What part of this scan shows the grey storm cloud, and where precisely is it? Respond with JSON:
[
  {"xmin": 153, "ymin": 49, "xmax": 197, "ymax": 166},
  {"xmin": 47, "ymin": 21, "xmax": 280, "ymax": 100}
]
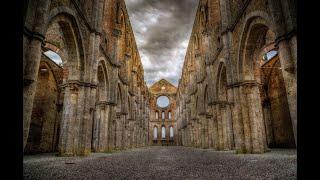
[{"xmin": 125, "ymin": 0, "xmax": 198, "ymax": 86}]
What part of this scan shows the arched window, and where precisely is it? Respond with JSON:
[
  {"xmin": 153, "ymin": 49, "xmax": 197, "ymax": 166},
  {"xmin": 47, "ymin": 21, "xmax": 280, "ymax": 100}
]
[
  {"xmin": 162, "ymin": 126, "xmax": 166, "ymax": 139},
  {"xmin": 170, "ymin": 126, "xmax": 174, "ymax": 138},
  {"xmin": 162, "ymin": 111, "xmax": 165, "ymax": 119},
  {"xmin": 153, "ymin": 127, "xmax": 158, "ymax": 140},
  {"xmin": 43, "ymin": 50, "xmax": 63, "ymax": 66},
  {"xmin": 168, "ymin": 111, "xmax": 171, "ymax": 120},
  {"xmin": 155, "ymin": 111, "xmax": 159, "ymax": 119},
  {"xmin": 262, "ymin": 50, "xmax": 278, "ymax": 62}
]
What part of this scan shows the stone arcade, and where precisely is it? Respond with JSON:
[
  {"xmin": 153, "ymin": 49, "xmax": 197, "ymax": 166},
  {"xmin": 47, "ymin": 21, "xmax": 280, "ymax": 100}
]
[
  {"xmin": 24, "ymin": 0, "xmax": 151, "ymax": 155},
  {"xmin": 176, "ymin": 0, "xmax": 296, "ymax": 153},
  {"xmin": 23, "ymin": 0, "xmax": 296, "ymax": 156}
]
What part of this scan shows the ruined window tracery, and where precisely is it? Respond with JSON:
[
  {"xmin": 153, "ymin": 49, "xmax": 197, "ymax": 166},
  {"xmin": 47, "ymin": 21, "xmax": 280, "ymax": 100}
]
[
  {"xmin": 153, "ymin": 126, "xmax": 158, "ymax": 140},
  {"xmin": 170, "ymin": 126, "xmax": 174, "ymax": 138},
  {"xmin": 162, "ymin": 126, "xmax": 166, "ymax": 139}
]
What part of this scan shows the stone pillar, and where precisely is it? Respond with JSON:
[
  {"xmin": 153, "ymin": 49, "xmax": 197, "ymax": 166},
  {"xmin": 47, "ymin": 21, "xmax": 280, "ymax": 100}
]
[
  {"xmin": 108, "ymin": 114, "xmax": 116, "ymax": 151},
  {"xmin": 92, "ymin": 105, "xmax": 101, "ymax": 152},
  {"xmin": 197, "ymin": 120, "xmax": 201, "ymax": 148},
  {"xmin": 262, "ymin": 101, "xmax": 274, "ymax": 147},
  {"xmin": 103, "ymin": 105, "xmax": 111, "ymax": 150},
  {"xmin": 58, "ymin": 84, "xmax": 79, "ymax": 156},
  {"xmin": 93, "ymin": 103, "xmax": 111, "ymax": 152},
  {"xmin": 211, "ymin": 105, "xmax": 219, "ymax": 150},
  {"xmin": 220, "ymin": 105, "xmax": 230, "ymax": 150},
  {"xmin": 228, "ymin": 87, "xmax": 245, "ymax": 153},
  {"xmin": 245, "ymin": 84, "xmax": 267, "ymax": 153},
  {"xmin": 239, "ymin": 86, "xmax": 252, "ymax": 153},
  {"xmin": 200, "ymin": 115, "xmax": 209, "ymax": 149},
  {"xmin": 268, "ymin": 0, "xmax": 297, "ymax": 146},
  {"xmin": 115, "ymin": 114, "xmax": 124, "ymax": 149},
  {"xmin": 277, "ymin": 40, "xmax": 297, "ymax": 145},
  {"xmin": 223, "ymin": 103, "xmax": 234, "ymax": 150},
  {"xmin": 97, "ymin": 104, "xmax": 106, "ymax": 151},
  {"xmin": 23, "ymin": 0, "xmax": 51, "ymax": 150},
  {"xmin": 207, "ymin": 114, "xmax": 213, "ymax": 149},
  {"xmin": 216, "ymin": 105, "xmax": 224, "ymax": 150}
]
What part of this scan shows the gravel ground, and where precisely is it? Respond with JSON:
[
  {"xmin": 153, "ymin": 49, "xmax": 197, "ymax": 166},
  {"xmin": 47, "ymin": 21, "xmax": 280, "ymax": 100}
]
[{"xmin": 23, "ymin": 146, "xmax": 296, "ymax": 180}]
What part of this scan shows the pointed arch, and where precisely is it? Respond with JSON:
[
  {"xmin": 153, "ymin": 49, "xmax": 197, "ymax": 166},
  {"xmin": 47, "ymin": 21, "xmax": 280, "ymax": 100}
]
[
  {"xmin": 116, "ymin": 83, "xmax": 123, "ymax": 113},
  {"xmin": 216, "ymin": 61, "xmax": 228, "ymax": 101},
  {"xmin": 46, "ymin": 8, "xmax": 85, "ymax": 80},
  {"xmin": 237, "ymin": 12, "xmax": 276, "ymax": 81}
]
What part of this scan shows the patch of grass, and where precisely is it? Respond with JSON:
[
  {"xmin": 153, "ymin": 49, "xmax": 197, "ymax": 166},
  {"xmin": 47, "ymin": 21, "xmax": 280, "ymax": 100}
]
[{"xmin": 104, "ymin": 149, "xmax": 120, "ymax": 154}]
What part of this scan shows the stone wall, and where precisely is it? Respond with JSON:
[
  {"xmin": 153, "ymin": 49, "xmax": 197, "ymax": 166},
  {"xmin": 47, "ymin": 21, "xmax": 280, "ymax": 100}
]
[
  {"xmin": 149, "ymin": 79, "xmax": 177, "ymax": 145},
  {"xmin": 176, "ymin": 0, "xmax": 297, "ymax": 153},
  {"xmin": 23, "ymin": 0, "xmax": 151, "ymax": 156}
]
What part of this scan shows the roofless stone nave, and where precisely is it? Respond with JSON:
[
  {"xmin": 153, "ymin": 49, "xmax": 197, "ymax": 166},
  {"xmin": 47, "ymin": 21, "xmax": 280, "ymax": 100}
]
[{"xmin": 23, "ymin": 0, "xmax": 296, "ymax": 157}]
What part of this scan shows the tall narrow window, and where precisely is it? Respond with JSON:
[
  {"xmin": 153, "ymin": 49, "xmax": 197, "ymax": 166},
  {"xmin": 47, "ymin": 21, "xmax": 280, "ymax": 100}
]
[
  {"xmin": 170, "ymin": 126, "xmax": 174, "ymax": 138},
  {"xmin": 153, "ymin": 127, "xmax": 158, "ymax": 140},
  {"xmin": 156, "ymin": 111, "xmax": 159, "ymax": 119},
  {"xmin": 162, "ymin": 126, "xmax": 166, "ymax": 139},
  {"xmin": 162, "ymin": 111, "xmax": 165, "ymax": 119},
  {"xmin": 168, "ymin": 111, "xmax": 171, "ymax": 120}
]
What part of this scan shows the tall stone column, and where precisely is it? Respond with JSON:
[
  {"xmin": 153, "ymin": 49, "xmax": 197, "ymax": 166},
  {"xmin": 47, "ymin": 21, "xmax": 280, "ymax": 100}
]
[
  {"xmin": 186, "ymin": 128, "xmax": 189, "ymax": 146},
  {"xmin": 216, "ymin": 105, "xmax": 224, "ymax": 150},
  {"xmin": 268, "ymin": 0, "xmax": 297, "ymax": 145},
  {"xmin": 200, "ymin": 115, "xmax": 209, "ymax": 149},
  {"xmin": 223, "ymin": 103, "xmax": 234, "ymax": 150},
  {"xmin": 239, "ymin": 86, "xmax": 252, "ymax": 153},
  {"xmin": 92, "ymin": 102, "xmax": 111, "ymax": 152},
  {"xmin": 277, "ymin": 40, "xmax": 297, "ymax": 145},
  {"xmin": 197, "ymin": 120, "xmax": 201, "ymax": 148},
  {"xmin": 109, "ymin": 107, "xmax": 116, "ymax": 151},
  {"xmin": 92, "ymin": 104, "xmax": 101, "ymax": 152},
  {"xmin": 103, "ymin": 105, "xmax": 111, "ymax": 151},
  {"xmin": 23, "ymin": 0, "xmax": 51, "ymax": 150},
  {"xmin": 97, "ymin": 104, "xmax": 106, "ymax": 151},
  {"xmin": 211, "ymin": 105, "xmax": 219, "ymax": 150},
  {"xmin": 245, "ymin": 84, "xmax": 267, "ymax": 153},
  {"xmin": 220, "ymin": 105, "xmax": 230, "ymax": 150},
  {"xmin": 228, "ymin": 87, "xmax": 245, "ymax": 153},
  {"xmin": 58, "ymin": 84, "xmax": 79, "ymax": 156},
  {"xmin": 115, "ymin": 114, "xmax": 124, "ymax": 149},
  {"xmin": 262, "ymin": 101, "xmax": 274, "ymax": 147},
  {"xmin": 207, "ymin": 116, "xmax": 213, "ymax": 148}
]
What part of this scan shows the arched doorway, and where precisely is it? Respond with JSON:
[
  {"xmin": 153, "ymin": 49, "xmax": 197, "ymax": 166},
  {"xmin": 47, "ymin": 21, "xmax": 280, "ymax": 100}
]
[
  {"xmin": 216, "ymin": 63, "xmax": 234, "ymax": 150},
  {"xmin": 239, "ymin": 18, "xmax": 295, "ymax": 151},
  {"xmin": 25, "ymin": 12, "xmax": 85, "ymax": 154},
  {"xmin": 91, "ymin": 61, "xmax": 109, "ymax": 152},
  {"xmin": 25, "ymin": 60, "xmax": 61, "ymax": 154}
]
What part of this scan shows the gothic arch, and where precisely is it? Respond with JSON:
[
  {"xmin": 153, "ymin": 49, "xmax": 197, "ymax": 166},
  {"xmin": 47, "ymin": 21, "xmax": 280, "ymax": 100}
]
[
  {"xmin": 25, "ymin": 60, "xmax": 60, "ymax": 154},
  {"xmin": 116, "ymin": 83, "xmax": 123, "ymax": 113},
  {"xmin": 96, "ymin": 60, "xmax": 109, "ymax": 101},
  {"xmin": 46, "ymin": 8, "xmax": 85, "ymax": 80},
  {"xmin": 237, "ymin": 11, "xmax": 276, "ymax": 81},
  {"xmin": 236, "ymin": 12, "xmax": 295, "ymax": 150},
  {"xmin": 216, "ymin": 62, "xmax": 228, "ymax": 101},
  {"xmin": 204, "ymin": 84, "xmax": 209, "ymax": 113}
]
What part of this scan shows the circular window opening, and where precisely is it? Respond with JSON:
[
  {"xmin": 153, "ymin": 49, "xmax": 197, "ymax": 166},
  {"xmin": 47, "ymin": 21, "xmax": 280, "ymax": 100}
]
[{"xmin": 156, "ymin": 96, "xmax": 170, "ymax": 108}]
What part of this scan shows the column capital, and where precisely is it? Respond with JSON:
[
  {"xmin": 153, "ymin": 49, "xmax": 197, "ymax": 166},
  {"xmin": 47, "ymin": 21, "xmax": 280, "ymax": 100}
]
[
  {"xmin": 59, "ymin": 80, "xmax": 98, "ymax": 89},
  {"xmin": 24, "ymin": 26, "xmax": 45, "ymax": 44},
  {"xmin": 95, "ymin": 100, "xmax": 116, "ymax": 106},
  {"xmin": 227, "ymin": 80, "xmax": 262, "ymax": 89},
  {"xmin": 275, "ymin": 29, "xmax": 297, "ymax": 47}
]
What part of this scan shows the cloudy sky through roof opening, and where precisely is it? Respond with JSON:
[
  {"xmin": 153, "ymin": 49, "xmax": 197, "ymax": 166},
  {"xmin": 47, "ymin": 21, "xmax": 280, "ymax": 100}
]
[{"xmin": 125, "ymin": 0, "xmax": 198, "ymax": 86}]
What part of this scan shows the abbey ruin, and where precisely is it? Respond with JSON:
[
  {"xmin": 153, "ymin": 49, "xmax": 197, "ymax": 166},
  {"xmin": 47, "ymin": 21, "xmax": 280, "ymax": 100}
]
[{"xmin": 23, "ymin": 0, "xmax": 296, "ymax": 157}]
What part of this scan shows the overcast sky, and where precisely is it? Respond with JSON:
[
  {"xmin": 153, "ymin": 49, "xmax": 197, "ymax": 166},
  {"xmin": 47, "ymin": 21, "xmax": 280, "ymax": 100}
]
[{"xmin": 125, "ymin": 0, "xmax": 198, "ymax": 87}]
